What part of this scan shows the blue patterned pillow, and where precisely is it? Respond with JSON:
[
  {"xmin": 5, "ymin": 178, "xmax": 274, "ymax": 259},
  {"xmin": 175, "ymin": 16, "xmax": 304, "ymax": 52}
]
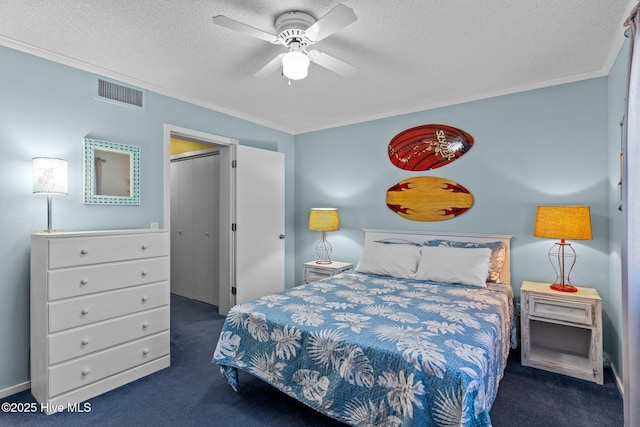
[
  {"xmin": 373, "ymin": 238, "xmax": 422, "ymax": 247},
  {"xmin": 422, "ymin": 239, "xmax": 506, "ymax": 283}
]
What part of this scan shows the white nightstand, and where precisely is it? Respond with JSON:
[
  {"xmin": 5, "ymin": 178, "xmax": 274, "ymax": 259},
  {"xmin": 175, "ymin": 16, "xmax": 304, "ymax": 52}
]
[
  {"xmin": 520, "ymin": 280, "xmax": 603, "ymax": 384},
  {"xmin": 303, "ymin": 261, "xmax": 353, "ymax": 284}
]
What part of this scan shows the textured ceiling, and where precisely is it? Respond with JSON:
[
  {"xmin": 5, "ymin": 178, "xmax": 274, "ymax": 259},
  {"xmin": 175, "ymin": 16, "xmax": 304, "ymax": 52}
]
[{"xmin": 0, "ymin": 0, "xmax": 635, "ymax": 134}]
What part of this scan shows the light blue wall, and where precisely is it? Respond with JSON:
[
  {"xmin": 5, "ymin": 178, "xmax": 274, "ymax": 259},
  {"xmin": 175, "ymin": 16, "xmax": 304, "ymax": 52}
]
[
  {"xmin": 608, "ymin": 38, "xmax": 629, "ymax": 379},
  {"xmin": 294, "ymin": 77, "xmax": 618, "ymax": 362},
  {"xmin": 0, "ymin": 39, "xmax": 628, "ymax": 393},
  {"xmin": 0, "ymin": 46, "xmax": 295, "ymax": 392}
]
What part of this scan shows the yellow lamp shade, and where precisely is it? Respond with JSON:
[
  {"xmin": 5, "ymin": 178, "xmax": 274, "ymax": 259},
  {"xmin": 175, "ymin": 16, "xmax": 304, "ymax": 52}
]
[
  {"xmin": 309, "ymin": 208, "xmax": 339, "ymax": 232},
  {"xmin": 534, "ymin": 206, "xmax": 592, "ymax": 240}
]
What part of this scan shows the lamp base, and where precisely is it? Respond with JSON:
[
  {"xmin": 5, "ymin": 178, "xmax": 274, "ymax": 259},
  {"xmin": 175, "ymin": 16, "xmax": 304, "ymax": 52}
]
[
  {"xmin": 550, "ymin": 283, "xmax": 578, "ymax": 292},
  {"xmin": 315, "ymin": 232, "xmax": 333, "ymax": 265}
]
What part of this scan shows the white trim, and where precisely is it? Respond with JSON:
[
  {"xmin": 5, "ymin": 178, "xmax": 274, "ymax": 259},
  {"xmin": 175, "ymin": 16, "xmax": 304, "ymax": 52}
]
[
  {"xmin": 294, "ymin": 71, "xmax": 611, "ymax": 134},
  {"xmin": 0, "ymin": 34, "xmax": 623, "ymax": 136},
  {"xmin": 163, "ymin": 124, "xmax": 238, "ymax": 315},
  {"xmin": 0, "ymin": 381, "xmax": 30, "ymax": 399},
  {"xmin": 0, "ymin": 36, "xmax": 293, "ymax": 134},
  {"xmin": 611, "ymin": 360, "xmax": 625, "ymax": 397},
  {"xmin": 361, "ymin": 228, "xmax": 512, "ymax": 241}
]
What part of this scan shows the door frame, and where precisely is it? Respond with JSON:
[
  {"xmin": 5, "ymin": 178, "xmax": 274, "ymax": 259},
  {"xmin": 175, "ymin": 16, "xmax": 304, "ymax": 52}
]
[{"xmin": 163, "ymin": 124, "xmax": 237, "ymax": 315}]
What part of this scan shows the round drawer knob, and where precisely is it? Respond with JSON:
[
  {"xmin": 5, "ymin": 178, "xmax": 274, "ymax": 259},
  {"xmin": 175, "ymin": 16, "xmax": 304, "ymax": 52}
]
[
  {"xmin": 80, "ymin": 249, "xmax": 89, "ymax": 255},
  {"xmin": 81, "ymin": 308, "xmax": 90, "ymax": 315},
  {"xmin": 141, "ymin": 270, "xmax": 148, "ymax": 277},
  {"xmin": 142, "ymin": 348, "xmax": 149, "ymax": 356},
  {"xmin": 81, "ymin": 368, "xmax": 90, "ymax": 376},
  {"xmin": 81, "ymin": 338, "xmax": 90, "ymax": 346},
  {"xmin": 141, "ymin": 244, "xmax": 148, "ymax": 250},
  {"xmin": 141, "ymin": 296, "xmax": 148, "ymax": 302},
  {"xmin": 142, "ymin": 322, "xmax": 149, "ymax": 329},
  {"xmin": 80, "ymin": 278, "xmax": 89, "ymax": 285}
]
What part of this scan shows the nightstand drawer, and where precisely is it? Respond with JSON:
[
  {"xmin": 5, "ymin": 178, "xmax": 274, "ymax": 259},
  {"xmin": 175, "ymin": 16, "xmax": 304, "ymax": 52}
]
[
  {"xmin": 303, "ymin": 261, "xmax": 353, "ymax": 284},
  {"xmin": 527, "ymin": 295, "xmax": 593, "ymax": 326},
  {"xmin": 305, "ymin": 270, "xmax": 333, "ymax": 282}
]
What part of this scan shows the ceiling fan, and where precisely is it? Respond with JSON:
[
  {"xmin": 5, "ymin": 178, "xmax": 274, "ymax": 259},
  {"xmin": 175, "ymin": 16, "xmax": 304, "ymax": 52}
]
[{"xmin": 212, "ymin": 4, "xmax": 357, "ymax": 81}]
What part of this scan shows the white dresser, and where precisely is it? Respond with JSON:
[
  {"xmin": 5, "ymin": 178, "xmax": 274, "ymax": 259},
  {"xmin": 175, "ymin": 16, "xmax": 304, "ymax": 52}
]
[{"xmin": 30, "ymin": 229, "xmax": 171, "ymax": 414}]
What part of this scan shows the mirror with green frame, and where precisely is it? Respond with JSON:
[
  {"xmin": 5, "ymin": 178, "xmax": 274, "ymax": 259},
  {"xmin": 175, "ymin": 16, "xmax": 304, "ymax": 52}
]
[{"xmin": 83, "ymin": 138, "xmax": 140, "ymax": 205}]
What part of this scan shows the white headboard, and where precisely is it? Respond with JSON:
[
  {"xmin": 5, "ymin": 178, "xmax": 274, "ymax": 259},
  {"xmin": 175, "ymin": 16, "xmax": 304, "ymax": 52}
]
[{"xmin": 362, "ymin": 229, "xmax": 513, "ymax": 284}]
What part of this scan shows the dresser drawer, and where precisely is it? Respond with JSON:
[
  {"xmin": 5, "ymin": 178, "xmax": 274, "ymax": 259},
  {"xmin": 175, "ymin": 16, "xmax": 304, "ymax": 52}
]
[
  {"xmin": 48, "ymin": 306, "xmax": 169, "ymax": 364},
  {"xmin": 47, "ymin": 233, "xmax": 169, "ymax": 269},
  {"xmin": 48, "ymin": 282, "xmax": 169, "ymax": 333},
  {"xmin": 527, "ymin": 294, "xmax": 593, "ymax": 326},
  {"xmin": 48, "ymin": 331, "xmax": 169, "ymax": 398},
  {"xmin": 48, "ymin": 258, "xmax": 169, "ymax": 301}
]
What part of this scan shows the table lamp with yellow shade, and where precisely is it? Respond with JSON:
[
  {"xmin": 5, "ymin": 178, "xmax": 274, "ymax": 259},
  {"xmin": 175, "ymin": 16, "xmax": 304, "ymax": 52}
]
[
  {"xmin": 534, "ymin": 205, "xmax": 592, "ymax": 292},
  {"xmin": 309, "ymin": 208, "xmax": 340, "ymax": 264}
]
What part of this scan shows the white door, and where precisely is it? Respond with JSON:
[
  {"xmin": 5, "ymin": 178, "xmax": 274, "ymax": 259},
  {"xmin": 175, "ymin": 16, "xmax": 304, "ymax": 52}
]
[
  {"xmin": 193, "ymin": 155, "xmax": 220, "ymax": 305},
  {"xmin": 235, "ymin": 145, "xmax": 285, "ymax": 305},
  {"xmin": 170, "ymin": 159, "xmax": 194, "ymax": 299},
  {"xmin": 170, "ymin": 154, "xmax": 220, "ymax": 305}
]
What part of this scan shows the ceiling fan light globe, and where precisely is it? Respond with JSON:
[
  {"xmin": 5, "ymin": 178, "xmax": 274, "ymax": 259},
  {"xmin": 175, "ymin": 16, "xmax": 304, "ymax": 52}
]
[{"xmin": 282, "ymin": 51, "xmax": 310, "ymax": 80}]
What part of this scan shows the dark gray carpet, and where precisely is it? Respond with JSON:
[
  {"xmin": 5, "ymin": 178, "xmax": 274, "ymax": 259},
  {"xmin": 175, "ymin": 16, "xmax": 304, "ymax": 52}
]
[{"xmin": 1, "ymin": 295, "xmax": 623, "ymax": 426}]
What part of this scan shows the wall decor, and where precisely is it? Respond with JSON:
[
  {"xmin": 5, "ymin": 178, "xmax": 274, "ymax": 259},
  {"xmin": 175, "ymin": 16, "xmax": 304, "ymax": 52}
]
[
  {"xmin": 388, "ymin": 124, "xmax": 474, "ymax": 170},
  {"xmin": 83, "ymin": 138, "xmax": 140, "ymax": 205},
  {"xmin": 386, "ymin": 176, "xmax": 474, "ymax": 221}
]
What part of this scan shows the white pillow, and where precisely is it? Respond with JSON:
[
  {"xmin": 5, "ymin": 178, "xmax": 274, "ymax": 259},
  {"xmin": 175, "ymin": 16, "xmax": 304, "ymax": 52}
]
[
  {"xmin": 355, "ymin": 242, "xmax": 421, "ymax": 278},
  {"xmin": 412, "ymin": 246, "xmax": 492, "ymax": 287}
]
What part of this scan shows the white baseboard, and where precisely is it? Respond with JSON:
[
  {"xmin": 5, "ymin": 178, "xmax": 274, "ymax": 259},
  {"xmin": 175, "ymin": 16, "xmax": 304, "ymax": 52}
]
[
  {"xmin": 0, "ymin": 381, "xmax": 30, "ymax": 399},
  {"xmin": 610, "ymin": 362, "xmax": 624, "ymax": 397}
]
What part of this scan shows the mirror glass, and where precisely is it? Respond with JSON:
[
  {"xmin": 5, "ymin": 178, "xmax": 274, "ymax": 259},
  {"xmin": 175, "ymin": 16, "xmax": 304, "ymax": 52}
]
[{"xmin": 83, "ymin": 138, "xmax": 140, "ymax": 205}]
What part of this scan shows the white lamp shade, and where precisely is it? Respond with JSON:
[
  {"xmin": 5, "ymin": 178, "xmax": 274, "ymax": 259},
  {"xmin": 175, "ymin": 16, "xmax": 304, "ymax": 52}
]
[
  {"xmin": 33, "ymin": 157, "xmax": 68, "ymax": 195},
  {"xmin": 282, "ymin": 51, "xmax": 310, "ymax": 80}
]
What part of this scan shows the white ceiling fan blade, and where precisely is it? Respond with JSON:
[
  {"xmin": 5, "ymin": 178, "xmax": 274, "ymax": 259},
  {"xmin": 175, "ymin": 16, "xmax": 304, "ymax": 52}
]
[
  {"xmin": 255, "ymin": 53, "xmax": 285, "ymax": 78},
  {"xmin": 212, "ymin": 15, "xmax": 280, "ymax": 44},
  {"xmin": 304, "ymin": 4, "xmax": 357, "ymax": 43},
  {"xmin": 308, "ymin": 50, "xmax": 357, "ymax": 77}
]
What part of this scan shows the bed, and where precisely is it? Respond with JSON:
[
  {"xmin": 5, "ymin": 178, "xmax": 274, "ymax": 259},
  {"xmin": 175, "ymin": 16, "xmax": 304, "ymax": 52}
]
[{"xmin": 213, "ymin": 229, "xmax": 517, "ymax": 426}]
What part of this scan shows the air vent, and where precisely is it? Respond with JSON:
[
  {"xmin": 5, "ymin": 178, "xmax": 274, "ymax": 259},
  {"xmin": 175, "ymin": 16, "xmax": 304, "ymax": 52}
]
[{"xmin": 96, "ymin": 78, "xmax": 144, "ymax": 108}]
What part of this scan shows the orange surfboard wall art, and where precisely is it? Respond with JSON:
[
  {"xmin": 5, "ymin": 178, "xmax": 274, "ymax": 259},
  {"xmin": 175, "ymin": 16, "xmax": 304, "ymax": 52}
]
[
  {"xmin": 388, "ymin": 124, "xmax": 474, "ymax": 171},
  {"xmin": 386, "ymin": 176, "xmax": 474, "ymax": 221}
]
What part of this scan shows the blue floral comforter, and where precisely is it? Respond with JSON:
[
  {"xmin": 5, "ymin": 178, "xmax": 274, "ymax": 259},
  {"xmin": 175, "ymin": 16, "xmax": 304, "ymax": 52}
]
[{"xmin": 213, "ymin": 271, "xmax": 517, "ymax": 426}]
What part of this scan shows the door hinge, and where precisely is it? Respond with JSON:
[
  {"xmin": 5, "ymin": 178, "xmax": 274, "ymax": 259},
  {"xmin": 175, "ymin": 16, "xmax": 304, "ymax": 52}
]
[
  {"xmin": 231, "ymin": 287, "xmax": 236, "ymax": 295},
  {"xmin": 231, "ymin": 223, "xmax": 237, "ymax": 232},
  {"xmin": 232, "ymin": 159, "xmax": 237, "ymax": 168}
]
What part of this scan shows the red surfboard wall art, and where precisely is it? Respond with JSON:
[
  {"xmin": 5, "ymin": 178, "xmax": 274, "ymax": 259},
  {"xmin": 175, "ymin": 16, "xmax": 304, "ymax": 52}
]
[
  {"xmin": 388, "ymin": 124, "xmax": 474, "ymax": 171},
  {"xmin": 386, "ymin": 176, "xmax": 474, "ymax": 221}
]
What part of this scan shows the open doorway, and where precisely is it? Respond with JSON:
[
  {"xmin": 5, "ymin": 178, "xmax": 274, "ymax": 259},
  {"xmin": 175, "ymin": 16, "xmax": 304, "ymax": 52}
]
[
  {"xmin": 163, "ymin": 124, "xmax": 286, "ymax": 316},
  {"xmin": 163, "ymin": 124, "xmax": 237, "ymax": 315},
  {"xmin": 170, "ymin": 145, "xmax": 220, "ymax": 306}
]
